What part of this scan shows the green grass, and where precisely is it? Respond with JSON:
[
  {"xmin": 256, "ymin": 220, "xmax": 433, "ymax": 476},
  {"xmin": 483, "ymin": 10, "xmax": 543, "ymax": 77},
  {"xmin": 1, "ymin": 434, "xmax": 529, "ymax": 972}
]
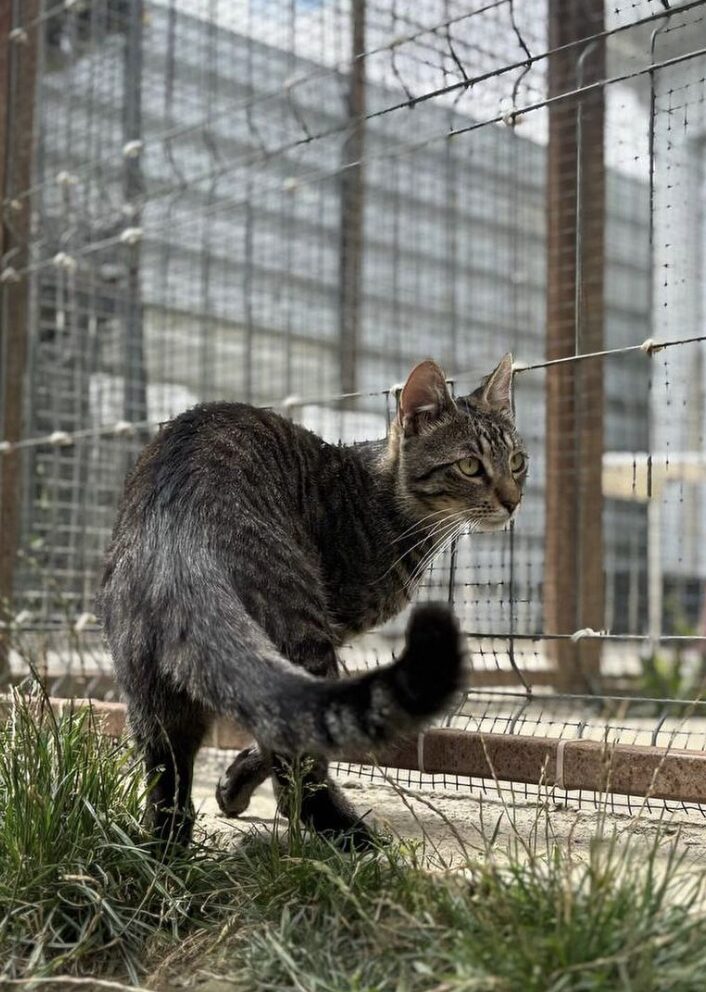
[
  {"xmin": 2, "ymin": 689, "xmax": 706, "ymax": 991},
  {"xmin": 161, "ymin": 824, "xmax": 706, "ymax": 992},
  {"xmin": 0, "ymin": 688, "xmax": 244, "ymax": 984}
]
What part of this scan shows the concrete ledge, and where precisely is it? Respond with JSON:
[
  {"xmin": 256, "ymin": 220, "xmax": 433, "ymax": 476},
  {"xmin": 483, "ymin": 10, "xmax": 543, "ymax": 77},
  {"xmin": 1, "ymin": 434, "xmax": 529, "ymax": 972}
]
[
  {"xmin": 0, "ymin": 695, "xmax": 128, "ymax": 738},
  {"xmin": 3, "ymin": 696, "xmax": 706, "ymax": 804},
  {"xmin": 0, "ymin": 694, "xmax": 252, "ymax": 750},
  {"xmin": 374, "ymin": 729, "xmax": 706, "ymax": 805}
]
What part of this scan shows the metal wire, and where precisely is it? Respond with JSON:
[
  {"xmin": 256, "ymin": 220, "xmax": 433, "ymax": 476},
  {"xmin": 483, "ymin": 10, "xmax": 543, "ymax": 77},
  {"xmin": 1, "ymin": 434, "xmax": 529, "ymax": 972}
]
[
  {"xmin": 2, "ymin": 333, "xmax": 706, "ymax": 453},
  {"xmin": 6, "ymin": 35, "xmax": 706, "ymax": 285}
]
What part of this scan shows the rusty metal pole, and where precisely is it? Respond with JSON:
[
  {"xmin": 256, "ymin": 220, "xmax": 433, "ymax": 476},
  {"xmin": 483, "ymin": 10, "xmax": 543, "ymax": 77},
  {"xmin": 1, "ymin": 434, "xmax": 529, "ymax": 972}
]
[
  {"xmin": 545, "ymin": 0, "xmax": 606, "ymax": 692},
  {"xmin": 339, "ymin": 0, "xmax": 366, "ymax": 396},
  {"xmin": 0, "ymin": 3, "xmax": 39, "ymax": 684}
]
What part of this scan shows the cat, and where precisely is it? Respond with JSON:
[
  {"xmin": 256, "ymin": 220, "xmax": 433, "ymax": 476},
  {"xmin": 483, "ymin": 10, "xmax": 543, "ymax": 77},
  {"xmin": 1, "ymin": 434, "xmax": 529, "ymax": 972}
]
[{"xmin": 99, "ymin": 355, "xmax": 527, "ymax": 848}]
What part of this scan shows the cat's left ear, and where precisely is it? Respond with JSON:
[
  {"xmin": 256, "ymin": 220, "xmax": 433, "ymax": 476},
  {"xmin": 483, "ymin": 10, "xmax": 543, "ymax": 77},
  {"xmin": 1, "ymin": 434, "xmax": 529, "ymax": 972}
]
[
  {"xmin": 397, "ymin": 359, "xmax": 455, "ymax": 436},
  {"xmin": 469, "ymin": 353, "xmax": 514, "ymax": 419}
]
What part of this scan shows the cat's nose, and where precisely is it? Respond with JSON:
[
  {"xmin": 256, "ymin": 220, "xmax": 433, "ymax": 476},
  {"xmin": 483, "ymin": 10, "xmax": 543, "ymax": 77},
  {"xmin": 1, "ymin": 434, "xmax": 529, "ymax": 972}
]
[{"xmin": 495, "ymin": 485, "xmax": 520, "ymax": 515}]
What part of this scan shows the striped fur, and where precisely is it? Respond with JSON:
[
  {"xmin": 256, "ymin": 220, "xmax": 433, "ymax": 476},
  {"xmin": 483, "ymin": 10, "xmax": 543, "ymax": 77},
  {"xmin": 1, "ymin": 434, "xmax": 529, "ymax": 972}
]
[{"xmin": 99, "ymin": 356, "xmax": 526, "ymax": 846}]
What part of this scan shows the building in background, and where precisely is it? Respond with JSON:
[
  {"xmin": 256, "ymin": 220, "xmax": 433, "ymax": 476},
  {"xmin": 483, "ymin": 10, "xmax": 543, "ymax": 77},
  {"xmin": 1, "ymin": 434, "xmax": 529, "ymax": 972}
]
[{"xmin": 3, "ymin": 0, "xmax": 704, "ymax": 652}]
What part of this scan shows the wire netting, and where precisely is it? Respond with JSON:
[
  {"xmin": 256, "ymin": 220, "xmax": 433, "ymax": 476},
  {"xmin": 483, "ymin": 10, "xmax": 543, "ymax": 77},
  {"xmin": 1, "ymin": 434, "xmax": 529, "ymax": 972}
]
[{"xmin": 1, "ymin": 0, "xmax": 706, "ymax": 812}]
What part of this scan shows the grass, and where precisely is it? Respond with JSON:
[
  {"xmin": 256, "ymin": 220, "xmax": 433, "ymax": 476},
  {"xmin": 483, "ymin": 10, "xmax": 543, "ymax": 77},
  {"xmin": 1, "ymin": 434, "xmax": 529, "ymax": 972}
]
[
  {"xmin": 166, "ymin": 822, "xmax": 706, "ymax": 992},
  {"xmin": 2, "ymin": 689, "xmax": 706, "ymax": 991},
  {"xmin": 0, "ymin": 688, "xmax": 244, "ymax": 985}
]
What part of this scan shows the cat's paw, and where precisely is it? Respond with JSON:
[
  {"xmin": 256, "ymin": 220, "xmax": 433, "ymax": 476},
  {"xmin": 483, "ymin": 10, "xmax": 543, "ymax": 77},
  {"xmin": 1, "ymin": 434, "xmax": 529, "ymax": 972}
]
[
  {"xmin": 215, "ymin": 745, "xmax": 272, "ymax": 817},
  {"xmin": 326, "ymin": 821, "xmax": 384, "ymax": 854}
]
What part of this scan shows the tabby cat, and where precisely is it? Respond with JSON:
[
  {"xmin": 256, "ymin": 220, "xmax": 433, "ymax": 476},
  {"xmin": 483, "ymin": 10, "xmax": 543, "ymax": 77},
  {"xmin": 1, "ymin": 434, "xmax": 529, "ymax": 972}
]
[{"xmin": 100, "ymin": 355, "xmax": 527, "ymax": 848}]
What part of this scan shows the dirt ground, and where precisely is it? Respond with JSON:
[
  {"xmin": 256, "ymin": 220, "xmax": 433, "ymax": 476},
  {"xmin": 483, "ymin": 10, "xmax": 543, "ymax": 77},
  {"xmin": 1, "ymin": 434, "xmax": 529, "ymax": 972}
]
[{"xmin": 192, "ymin": 748, "xmax": 706, "ymax": 872}]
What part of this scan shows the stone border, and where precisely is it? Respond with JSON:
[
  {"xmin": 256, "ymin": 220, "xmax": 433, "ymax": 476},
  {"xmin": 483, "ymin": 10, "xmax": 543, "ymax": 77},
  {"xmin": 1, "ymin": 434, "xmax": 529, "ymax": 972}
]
[{"xmin": 3, "ymin": 695, "xmax": 705, "ymax": 804}]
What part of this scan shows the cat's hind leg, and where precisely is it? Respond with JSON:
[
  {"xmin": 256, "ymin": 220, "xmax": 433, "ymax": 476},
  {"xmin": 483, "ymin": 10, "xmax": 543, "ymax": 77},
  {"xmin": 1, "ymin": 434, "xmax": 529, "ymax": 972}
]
[
  {"xmin": 128, "ymin": 682, "xmax": 210, "ymax": 847},
  {"xmin": 270, "ymin": 638, "xmax": 377, "ymax": 850},
  {"xmin": 216, "ymin": 743, "xmax": 272, "ymax": 816},
  {"xmin": 271, "ymin": 753, "xmax": 376, "ymax": 850}
]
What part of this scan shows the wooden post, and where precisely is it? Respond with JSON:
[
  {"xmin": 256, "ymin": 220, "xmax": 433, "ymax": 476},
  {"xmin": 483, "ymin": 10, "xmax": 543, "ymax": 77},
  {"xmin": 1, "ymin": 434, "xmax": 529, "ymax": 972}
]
[
  {"xmin": 545, "ymin": 0, "xmax": 606, "ymax": 692},
  {"xmin": 339, "ymin": 0, "xmax": 366, "ymax": 396},
  {"xmin": 0, "ymin": 3, "xmax": 39, "ymax": 684},
  {"xmin": 122, "ymin": 0, "xmax": 147, "ymax": 438}
]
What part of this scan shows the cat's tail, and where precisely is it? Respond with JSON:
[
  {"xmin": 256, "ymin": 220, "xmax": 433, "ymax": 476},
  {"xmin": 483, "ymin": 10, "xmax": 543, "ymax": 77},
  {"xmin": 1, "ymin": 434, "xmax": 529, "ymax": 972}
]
[{"xmin": 183, "ymin": 598, "xmax": 464, "ymax": 758}]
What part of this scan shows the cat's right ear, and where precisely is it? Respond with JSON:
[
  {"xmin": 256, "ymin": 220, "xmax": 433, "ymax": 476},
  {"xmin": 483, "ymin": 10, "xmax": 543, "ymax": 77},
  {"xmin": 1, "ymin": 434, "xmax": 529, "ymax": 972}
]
[{"xmin": 397, "ymin": 360, "xmax": 455, "ymax": 436}]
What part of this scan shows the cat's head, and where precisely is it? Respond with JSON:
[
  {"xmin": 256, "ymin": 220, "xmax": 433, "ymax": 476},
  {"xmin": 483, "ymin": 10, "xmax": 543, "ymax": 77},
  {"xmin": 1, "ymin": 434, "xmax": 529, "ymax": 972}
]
[{"xmin": 389, "ymin": 355, "xmax": 528, "ymax": 532}]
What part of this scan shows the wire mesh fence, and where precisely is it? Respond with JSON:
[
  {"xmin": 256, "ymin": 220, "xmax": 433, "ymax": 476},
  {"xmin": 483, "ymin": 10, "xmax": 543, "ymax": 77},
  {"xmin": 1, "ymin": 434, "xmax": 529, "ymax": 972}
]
[{"xmin": 1, "ymin": 0, "xmax": 706, "ymax": 813}]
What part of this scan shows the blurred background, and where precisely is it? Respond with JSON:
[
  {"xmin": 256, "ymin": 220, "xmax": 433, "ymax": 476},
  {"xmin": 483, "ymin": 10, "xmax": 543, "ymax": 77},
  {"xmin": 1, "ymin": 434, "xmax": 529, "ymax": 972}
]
[{"xmin": 1, "ymin": 0, "xmax": 706, "ymax": 779}]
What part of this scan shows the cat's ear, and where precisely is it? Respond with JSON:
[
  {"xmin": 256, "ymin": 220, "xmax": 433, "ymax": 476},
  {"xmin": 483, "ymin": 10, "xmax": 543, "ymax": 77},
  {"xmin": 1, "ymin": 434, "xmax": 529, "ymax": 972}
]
[
  {"xmin": 469, "ymin": 353, "xmax": 514, "ymax": 419},
  {"xmin": 398, "ymin": 359, "xmax": 455, "ymax": 436}
]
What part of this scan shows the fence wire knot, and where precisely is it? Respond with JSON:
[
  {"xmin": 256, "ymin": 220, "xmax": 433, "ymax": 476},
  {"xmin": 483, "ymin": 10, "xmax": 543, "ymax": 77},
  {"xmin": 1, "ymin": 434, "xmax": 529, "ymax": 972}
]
[
  {"xmin": 570, "ymin": 627, "xmax": 605, "ymax": 641},
  {"xmin": 122, "ymin": 140, "xmax": 143, "ymax": 159},
  {"xmin": 113, "ymin": 420, "xmax": 136, "ymax": 437},
  {"xmin": 119, "ymin": 227, "xmax": 143, "ymax": 245},
  {"xmin": 49, "ymin": 431, "xmax": 73, "ymax": 448},
  {"xmin": 640, "ymin": 337, "xmax": 666, "ymax": 355},
  {"xmin": 53, "ymin": 252, "xmax": 77, "ymax": 272},
  {"xmin": 56, "ymin": 170, "xmax": 79, "ymax": 187},
  {"xmin": 74, "ymin": 612, "xmax": 97, "ymax": 632}
]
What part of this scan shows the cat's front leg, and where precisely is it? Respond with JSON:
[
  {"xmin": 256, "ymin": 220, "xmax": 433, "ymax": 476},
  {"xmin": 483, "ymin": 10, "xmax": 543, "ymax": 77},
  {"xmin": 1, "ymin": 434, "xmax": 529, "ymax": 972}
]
[{"xmin": 216, "ymin": 743, "xmax": 272, "ymax": 817}]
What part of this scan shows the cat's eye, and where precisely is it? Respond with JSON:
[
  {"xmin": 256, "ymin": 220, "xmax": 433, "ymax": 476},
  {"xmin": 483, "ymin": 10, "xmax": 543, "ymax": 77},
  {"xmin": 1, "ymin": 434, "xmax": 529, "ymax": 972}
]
[
  {"xmin": 457, "ymin": 456, "xmax": 483, "ymax": 478},
  {"xmin": 510, "ymin": 451, "xmax": 527, "ymax": 474}
]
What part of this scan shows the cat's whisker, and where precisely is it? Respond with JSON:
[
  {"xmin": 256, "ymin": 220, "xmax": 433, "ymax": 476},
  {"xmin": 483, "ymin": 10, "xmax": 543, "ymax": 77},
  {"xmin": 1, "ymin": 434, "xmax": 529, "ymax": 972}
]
[
  {"xmin": 390, "ymin": 517, "xmax": 452, "ymax": 550},
  {"xmin": 376, "ymin": 511, "xmax": 466, "ymax": 584},
  {"xmin": 417, "ymin": 518, "xmax": 468, "ymax": 577},
  {"xmin": 376, "ymin": 520, "xmax": 456, "ymax": 586},
  {"xmin": 396, "ymin": 516, "xmax": 463, "ymax": 590},
  {"xmin": 418, "ymin": 523, "xmax": 467, "ymax": 585},
  {"xmin": 391, "ymin": 508, "xmax": 460, "ymax": 544},
  {"xmin": 404, "ymin": 518, "xmax": 467, "ymax": 591}
]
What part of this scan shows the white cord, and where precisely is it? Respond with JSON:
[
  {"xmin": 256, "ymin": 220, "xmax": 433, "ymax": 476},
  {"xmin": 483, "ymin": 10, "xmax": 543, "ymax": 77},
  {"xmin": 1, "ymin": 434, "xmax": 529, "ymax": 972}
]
[
  {"xmin": 119, "ymin": 227, "xmax": 143, "ymax": 246},
  {"xmin": 570, "ymin": 627, "xmax": 604, "ymax": 641},
  {"xmin": 417, "ymin": 731, "xmax": 426, "ymax": 774},
  {"xmin": 48, "ymin": 430, "xmax": 73, "ymax": 447},
  {"xmin": 122, "ymin": 140, "xmax": 143, "ymax": 159},
  {"xmin": 555, "ymin": 738, "xmax": 567, "ymax": 789},
  {"xmin": 53, "ymin": 252, "xmax": 77, "ymax": 272}
]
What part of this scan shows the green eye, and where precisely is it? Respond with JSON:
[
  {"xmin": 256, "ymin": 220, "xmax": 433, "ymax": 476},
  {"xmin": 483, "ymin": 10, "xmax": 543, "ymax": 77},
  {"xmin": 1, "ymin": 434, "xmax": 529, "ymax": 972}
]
[
  {"xmin": 510, "ymin": 451, "xmax": 527, "ymax": 474},
  {"xmin": 457, "ymin": 456, "xmax": 482, "ymax": 478}
]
